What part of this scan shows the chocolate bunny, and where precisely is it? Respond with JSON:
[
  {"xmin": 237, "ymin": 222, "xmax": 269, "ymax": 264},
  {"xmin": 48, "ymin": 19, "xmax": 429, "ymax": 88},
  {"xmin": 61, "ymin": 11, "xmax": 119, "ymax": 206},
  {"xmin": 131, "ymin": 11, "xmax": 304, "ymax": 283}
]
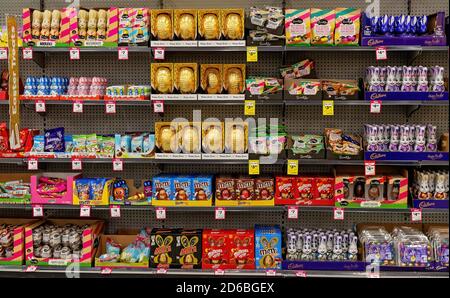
[
  {"xmin": 179, "ymin": 235, "xmax": 198, "ymax": 266},
  {"xmin": 154, "ymin": 235, "xmax": 173, "ymax": 265}
]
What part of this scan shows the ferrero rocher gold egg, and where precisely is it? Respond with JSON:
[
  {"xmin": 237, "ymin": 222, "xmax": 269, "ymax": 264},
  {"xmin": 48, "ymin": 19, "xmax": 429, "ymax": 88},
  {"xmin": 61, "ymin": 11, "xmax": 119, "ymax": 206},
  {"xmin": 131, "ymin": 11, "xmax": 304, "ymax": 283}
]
[
  {"xmin": 230, "ymin": 126, "xmax": 245, "ymax": 153},
  {"xmin": 159, "ymin": 126, "xmax": 177, "ymax": 152},
  {"xmin": 179, "ymin": 13, "xmax": 195, "ymax": 40},
  {"xmin": 204, "ymin": 126, "xmax": 222, "ymax": 152},
  {"xmin": 178, "ymin": 67, "xmax": 196, "ymax": 94},
  {"xmin": 224, "ymin": 13, "xmax": 242, "ymax": 39},
  {"xmin": 156, "ymin": 67, "xmax": 172, "ymax": 93},
  {"xmin": 156, "ymin": 13, "xmax": 172, "ymax": 40},
  {"xmin": 203, "ymin": 14, "xmax": 220, "ymax": 40},
  {"xmin": 207, "ymin": 72, "xmax": 219, "ymax": 94},
  {"xmin": 181, "ymin": 126, "xmax": 199, "ymax": 153},
  {"xmin": 226, "ymin": 69, "xmax": 243, "ymax": 94}
]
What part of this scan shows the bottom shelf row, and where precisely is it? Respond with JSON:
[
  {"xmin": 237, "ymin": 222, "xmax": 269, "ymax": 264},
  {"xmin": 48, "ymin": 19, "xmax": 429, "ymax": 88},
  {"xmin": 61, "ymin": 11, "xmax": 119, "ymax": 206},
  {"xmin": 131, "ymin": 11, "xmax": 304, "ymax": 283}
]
[{"xmin": 0, "ymin": 218, "xmax": 448, "ymax": 273}]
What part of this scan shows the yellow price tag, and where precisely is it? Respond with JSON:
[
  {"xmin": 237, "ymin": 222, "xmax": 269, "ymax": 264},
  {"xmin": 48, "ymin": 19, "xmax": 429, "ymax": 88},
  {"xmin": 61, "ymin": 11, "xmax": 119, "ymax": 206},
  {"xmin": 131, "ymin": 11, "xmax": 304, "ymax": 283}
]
[
  {"xmin": 322, "ymin": 100, "xmax": 334, "ymax": 116},
  {"xmin": 244, "ymin": 100, "xmax": 256, "ymax": 116},
  {"xmin": 247, "ymin": 46, "xmax": 258, "ymax": 62},
  {"xmin": 248, "ymin": 160, "xmax": 260, "ymax": 175},
  {"xmin": 287, "ymin": 160, "xmax": 298, "ymax": 175}
]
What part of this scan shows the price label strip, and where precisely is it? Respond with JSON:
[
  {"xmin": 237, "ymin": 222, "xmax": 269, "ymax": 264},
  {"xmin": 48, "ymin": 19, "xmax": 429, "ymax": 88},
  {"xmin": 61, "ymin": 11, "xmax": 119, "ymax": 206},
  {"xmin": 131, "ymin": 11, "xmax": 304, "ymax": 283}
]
[
  {"xmin": 370, "ymin": 100, "xmax": 382, "ymax": 114},
  {"xmin": 215, "ymin": 207, "xmax": 226, "ymax": 220},
  {"xmin": 287, "ymin": 159, "xmax": 298, "ymax": 176},
  {"xmin": 156, "ymin": 207, "xmax": 166, "ymax": 220},
  {"xmin": 364, "ymin": 161, "xmax": 376, "ymax": 176},
  {"xmin": 322, "ymin": 100, "xmax": 334, "ymax": 116},
  {"xmin": 248, "ymin": 160, "xmax": 260, "ymax": 175},
  {"xmin": 333, "ymin": 208, "xmax": 345, "ymax": 220},
  {"xmin": 244, "ymin": 100, "xmax": 255, "ymax": 116},
  {"xmin": 246, "ymin": 46, "xmax": 258, "ymax": 62},
  {"xmin": 376, "ymin": 46, "xmax": 387, "ymax": 60},
  {"xmin": 287, "ymin": 206, "xmax": 299, "ymax": 220}
]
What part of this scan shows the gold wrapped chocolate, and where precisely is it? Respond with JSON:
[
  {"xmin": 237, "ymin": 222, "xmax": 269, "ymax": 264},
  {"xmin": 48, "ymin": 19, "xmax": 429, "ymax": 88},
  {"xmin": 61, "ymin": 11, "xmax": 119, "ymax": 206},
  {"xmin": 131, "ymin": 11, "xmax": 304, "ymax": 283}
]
[
  {"xmin": 175, "ymin": 10, "xmax": 197, "ymax": 40},
  {"xmin": 223, "ymin": 64, "xmax": 245, "ymax": 94},
  {"xmin": 152, "ymin": 63, "xmax": 173, "ymax": 94},
  {"xmin": 230, "ymin": 125, "xmax": 246, "ymax": 153},
  {"xmin": 158, "ymin": 125, "xmax": 178, "ymax": 153},
  {"xmin": 202, "ymin": 123, "xmax": 224, "ymax": 153},
  {"xmin": 174, "ymin": 63, "xmax": 197, "ymax": 94},
  {"xmin": 180, "ymin": 125, "xmax": 200, "ymax": 153},
  {"xmin": 201, "ymin": 64, "xmax": 222, "ymax": 94},
  {"xmin": 152, "ymin": 10, "xmax": 173, "ymax": 40},
  {"xmin": 221, "ymin": 9, "xmax": 244, "ymax": 40},
  {"xmin": 199, "ymin": 10, "xmax": 221, "ymax": 40}
]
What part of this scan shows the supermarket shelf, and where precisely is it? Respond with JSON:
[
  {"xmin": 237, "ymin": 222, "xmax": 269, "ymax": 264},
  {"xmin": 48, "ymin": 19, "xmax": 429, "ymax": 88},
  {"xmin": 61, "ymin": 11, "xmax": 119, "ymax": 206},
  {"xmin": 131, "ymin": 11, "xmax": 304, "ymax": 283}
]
[
  {"xmin": 31, "ymin": 47, "xmax": 152, "ymax": 53},
  {"xmin": 284, "ymin": 46, "xmax": 449, "ymax": 52},
  {"xmin": 2, "ymin": 100, "xmax": 448, "ymax": 107},
  {"xmin": 0, "ymin": 266, "xmax": 446, "ymax": 278},
  {"xmin": 0, "ymin": 158, "xmax": 448, "ymax": 166}
]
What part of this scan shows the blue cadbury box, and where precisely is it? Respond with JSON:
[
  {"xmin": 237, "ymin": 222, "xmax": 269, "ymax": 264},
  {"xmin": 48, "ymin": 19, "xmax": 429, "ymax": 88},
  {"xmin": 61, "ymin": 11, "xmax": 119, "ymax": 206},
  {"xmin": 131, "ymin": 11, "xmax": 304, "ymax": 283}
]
[
  {"xmin": 193, "ymin": 175, "xmax": 213, "ymax": 201},
  {"xmin": 173, "ymin": 176, "xmax": 193, "ymax": 201},
  {"xmin": 152, "ymin": 176, "xmax": 173, "ymax": 201},
  {"xmin": 254, "ymin": 225, "xmax": 282, "ymax": 270}
]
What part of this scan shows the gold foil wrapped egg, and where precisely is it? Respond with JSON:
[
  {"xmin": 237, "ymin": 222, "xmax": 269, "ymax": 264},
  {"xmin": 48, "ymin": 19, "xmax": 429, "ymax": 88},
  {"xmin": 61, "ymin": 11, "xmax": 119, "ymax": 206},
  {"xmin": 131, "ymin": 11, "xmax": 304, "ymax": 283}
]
[
  {"xmin": 178, "ymin": 67, "xmax": 196, "ymax": 94},
  {"xmin": 226, "ymin": 68, "xmax": 243, "ymax": 94},
  {"xmin": 159, "ymin": 126, "xmax": 177, "ymax": 153},
  {"xmin": 207, "ymin": 72, "xmax": 220, "ymax": 94},
  {"xmin": 203, "ymin": 14, "xmax": 220, "ymax": 40},
  {"xmin": 178, "ymin": 13, "xmax": 195, "ymax": 40},
  {"xmin": 230, "ymin": 126, "xmax": 245, "ymax": 153},
  {"xmin": 181, "ymin": 126, "xmax": 199, "ymax": 153},
  {"xmin": 224, "ymin": 13, "xmax": 242, "ymax": 39},
  {"xmin": 156, "ymin": 13, "xmax": 173, "ymax": 40},
  {"xmin": 204, "ymin": 126, "xmax": 222, "ymax": 152},
  {"xmin": 155, "ymin": 67, "xmax": 172, "ymax": 93}
]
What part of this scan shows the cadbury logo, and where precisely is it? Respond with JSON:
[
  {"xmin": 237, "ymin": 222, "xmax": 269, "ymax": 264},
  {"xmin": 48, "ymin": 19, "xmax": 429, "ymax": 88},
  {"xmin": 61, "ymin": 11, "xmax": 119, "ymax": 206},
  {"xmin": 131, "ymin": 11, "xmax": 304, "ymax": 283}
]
[
  {"xmin": 428, "ymin": 93, "xmax": 444, "ymax": 100},
  {"xmin": 370, "ymin": 93, "xmax": 386, "ymax": 100},
  {"xmin": 367, "ymin": 39, "xmax": 384, "ymax": 46},
  {"xmin": 419, "ymin": 201, "xmax": 435, "ymax": 208},
  {"xmin": 370, "ymin": 153, "xmax": 386, "ymax": 159}
]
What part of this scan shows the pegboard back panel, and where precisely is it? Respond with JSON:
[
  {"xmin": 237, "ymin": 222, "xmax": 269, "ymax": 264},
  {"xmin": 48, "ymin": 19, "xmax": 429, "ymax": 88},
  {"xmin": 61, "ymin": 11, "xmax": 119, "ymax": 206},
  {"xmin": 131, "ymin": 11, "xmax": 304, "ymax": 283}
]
[
  {"xmin": 0, "ymin": 0, "xmax": 39, "ymax": 26},
  {"xmin": 285, "ymin": 0, "xmax": 408, "ymax": 15},
  {"xmin": 42, "ymin": 0, "xmax": 161, "ymax": 9},
  {"xmin": 410, "ymin": 0, "xmax": 449, "ymax": 15}
]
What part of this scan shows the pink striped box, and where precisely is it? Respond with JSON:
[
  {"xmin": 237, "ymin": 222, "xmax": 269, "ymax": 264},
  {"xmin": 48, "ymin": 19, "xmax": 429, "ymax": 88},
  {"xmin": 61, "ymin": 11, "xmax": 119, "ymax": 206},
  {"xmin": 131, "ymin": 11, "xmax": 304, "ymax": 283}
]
[
  {"xmin": 25, "ymin": 219, "xmax": 104, "ymax": 267},
  {"xmin": 0, "ymin": 219, "xmax": 41, "ymax": 266},
  {"xmin": 31, "ymin": 172, "xmax": 82, "ymax": 205}
]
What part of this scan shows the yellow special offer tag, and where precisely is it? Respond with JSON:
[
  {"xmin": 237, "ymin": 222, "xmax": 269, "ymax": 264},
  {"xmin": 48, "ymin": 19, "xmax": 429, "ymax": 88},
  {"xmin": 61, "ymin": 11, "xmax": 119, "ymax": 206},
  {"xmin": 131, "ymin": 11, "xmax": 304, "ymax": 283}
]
[
  {"xmin": 287, "ymin": 160, "xmax": 298, "ymax": 175},
  {"xmin": 248, "ymin": 160, "xmax": 260, "ymax": 175},
  {"xmin": 322, "ymin": 100, "xmax": 334, "ymax": 116},
  {"xmin": 244, "ymin": 100, "xmax": 256, "ymax": 116},
  {"xmin": 246, "ymin": 46, "xmax": 258, "ymax": 62}
]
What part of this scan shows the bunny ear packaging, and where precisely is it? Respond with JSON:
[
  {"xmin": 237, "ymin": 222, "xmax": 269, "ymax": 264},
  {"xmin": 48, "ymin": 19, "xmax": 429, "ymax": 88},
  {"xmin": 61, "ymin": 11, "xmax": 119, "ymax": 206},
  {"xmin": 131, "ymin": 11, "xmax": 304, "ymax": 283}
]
[
  {"xmin": 254, "ymin": 225, "xmax": 282, "ymax": 269},
  {"xmin": 174, "ymin": 229, "xmax": 202, "ymax": 269},
  {"xmin": 150, "ymin": 228, "xmax": 180, "ymax": 268}
]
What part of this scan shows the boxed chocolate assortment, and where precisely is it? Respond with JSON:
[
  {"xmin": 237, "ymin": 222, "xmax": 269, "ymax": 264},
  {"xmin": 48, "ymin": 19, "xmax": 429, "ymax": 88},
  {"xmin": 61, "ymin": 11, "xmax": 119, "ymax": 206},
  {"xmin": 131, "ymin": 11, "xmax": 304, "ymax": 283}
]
[
  {"xmin": 174, "ymin": 229, "xmax": 202, "ymax": 269},
  {"xmin": 255, "ymin": 225, "xmax": 282, "ymax": 269},
  {"xmin": 174, "ymin": 9, "xmax": 197, "ymax": 41},
  {"xmin": 118, "ymin": 8, "xmax": 150, "ymax": 46},
  {"xmin": 174, "ymin": 63, "xmax": 198, "ymax": 94},
  {"xmin": 151, "ymin": 63, "xmax": 174, "ymax": 94},
  {"xmin": 109, "ymin": 178, "xmax": 152, "ymax": 206},
  {"xmin": 154, "ymin": 122, "xmax": 202, "ymax": 157},
  {"xmin": 198, "ymin": 9, "xmax": 222, "ymax": 40},
  {"xmin": 215, "ymin": 176, "xmax": 274, "ymax": 206},
  {"xmin": 246, "ymin": 6, "xmax": 285, "ymax": 46},
  {"xmin": 0, "ymin": 173, "xmax": 33, "ymax": 204},
  {"xmin": 287, "ymin": 134, "xmax": 325, "ymax": 159},
  {"xmin": 0, "ymin": 219, "xmax": 40, "ymax": 265},
  {"xmin": 150, "ymin": 228, "xmax": 177, "ymax": 268},
  {"xmin": 151, "ymin": 9, "xmax": 174, "ymax": 40},
  {"xmin": 411, "ymin": 169, "xmax": 449, "ymax": 209},
  {"xmin": 275, "ymin": 176, "xmax": 335, "ymax": 206},
  {"xmin": 325, "ymin": 128, "xmax": 363, "ymax": 160}
]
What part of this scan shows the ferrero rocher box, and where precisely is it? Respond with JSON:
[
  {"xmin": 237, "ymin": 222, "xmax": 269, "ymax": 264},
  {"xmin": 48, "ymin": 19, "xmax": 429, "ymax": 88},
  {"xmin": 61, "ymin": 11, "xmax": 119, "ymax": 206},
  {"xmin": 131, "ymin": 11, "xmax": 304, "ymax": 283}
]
[
  {"xmin": 198, "ymin": 9, "xmax": 222, "ymax": 40},
  {"xmin": 174, "ymin": 9, "xmax": 197, "ymax": 40},
  {"xmin": 178, "ymin": 122, "xmax": 202, "ymax": 154},
  {"xmin": 155, "ymin": 122, "xmax": 180, "ymax": 153},
  {"xmin": 174, "ymin": 63, "xmax": 198, "ymax": 94},
  {"xmin": 200, "ymin": 64, "xmax": 223, "ymax": 94},
  {"xmin": 151, "ymin": 63, "xmax": 174, "ymax": 94},
  {"xmin": 224, "ymin": 122, "xmax": 248, "ymax": 154},
  {"xmin": 221, "ymin": 9, "xmax": 245, "ymax": 40},
  {"xmin": 151, "ymin": 9, "xmax": 174, "ymax": 40},
  {"xmin": 202, "ymin": 122, "xmax": 224, "ymax": 154},
  {"xmin": 223, "ymin": 64, "xmax": 246, "ymax": 94}
]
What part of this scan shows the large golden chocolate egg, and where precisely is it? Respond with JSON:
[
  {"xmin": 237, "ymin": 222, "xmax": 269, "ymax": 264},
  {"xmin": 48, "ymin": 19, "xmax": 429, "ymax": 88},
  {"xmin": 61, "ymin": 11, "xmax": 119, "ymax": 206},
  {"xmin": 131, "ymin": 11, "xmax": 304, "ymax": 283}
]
[
  {"xmin": 203, "ymin": 14, "xmax": 220, "ymax": 40},
  {"xmin": 156, "ymin": 13, "xmax": 172, "ymax": 40},
  {"xmin": 155, "ymin": 67, "xmax": 172, "ymax": 93},
  {"xmin": 207, "ymin": 72, "xmax": 219, "ymax": 93},
  {"xmin": 226, "ymin": 69, "xmax": 243, "ymax": 94},
  {"xmin": 230, "ymin": 126, "xmax": 245, "ymax": 153},
  {"xmin": 178, "ymin": 14, "xmax": 195, "ymax": 40},
  {"xmin": 224, "ymin": 13, "xmax": 242, "ymax": 39},
  {"xmin": 159, "ymin": 126, "xmax": 177, "ymax": 152},
  {"xmin": 204, "ymin": 126, "xmax": 222, "ymax": 152},
  {"xmin": 178, "ymin": 67, "xmax": 196, "ymax": 94},
  {"xmin": 181, "ymin": 126, "xmax": 199, "ymax": 153}
]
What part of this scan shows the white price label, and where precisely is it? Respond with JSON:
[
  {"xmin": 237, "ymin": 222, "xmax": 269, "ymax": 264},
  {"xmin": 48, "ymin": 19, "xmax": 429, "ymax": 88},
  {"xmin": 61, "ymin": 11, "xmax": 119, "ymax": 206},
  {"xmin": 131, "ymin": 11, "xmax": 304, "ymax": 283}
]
[
  {"xmin": 333, "ymin": 208, "xmax": 345, "ymax": 220},
  {"xmin": 156, "ymin": 207, "xmax": 166, "ymax": 220},
  {"xmin": 287, "ymin": 206, "xmax": 299, "ymax": 220},
  {"xmin": 376, "ymin": 47, "xmax": 387, "ymax": 60},
  {"xmin": 370, "ymin": 100, "xmax": 382, "ymax": 113},
  {"xmin": 266, "ymin": 270, "xmax": 276, "ymax": 276},
  {"xmin": 118, "ymin": 47, "xmax": 128, "ymax": 60},
  {"xmin": 214, "ymin": 269, "xmax": 225, "ymax": 276},
  {"xmin": 80, "ymin": 205, "xmax": 91, "ymax": 217},
  {"xmin": 101, "ymin": 268, "xmax": 112, "ymax": 275},
  {"xmin": 0, "ymin": 48, "xmax": 7, "ymax": 60},
  {"xmin": 113, "ymin": 158, "xmax": 123, "ymax": 171},
  {"xmin": 215, "ymin": 207, "xmax": 226, "ymax": 220},
  {"xmin": 364, "ymin": 161, "xmax": 376, "ymax": 176},
  {"xmin": 295, "ymin": 271, "xmax": 307, "ymax": 277},
  {"xmin": 27, "ymin": 158, "xmax": 38, "ymax": 170},
  {"xmin": 69, "ymin": 47, "xmax": 80, "ymax": 60},
  {"xmin": 110, "ymin": 206, "xmax": 121, "ymax": 218},
  {"xmin": 23, "ymin": 47, "xmax": 33, "ymax": 60},
  {"xmin": 106, "ymin": 102, "xmax": 116, "ymax": 114},
  {"xmin": 153, "ymin": 100, "xmax": 164, "ymax": 113},
  {"xmin": 73, "ymin": 101, "xmax": 83, "ymax": 113},
  {"xmin": 411, "ymin": 208, "xmax": 422, "ymax": 222},
  {"xmin": 25, "ymin": 266, "xmax": 37, "ymax": 272},
  {"xmin": 35, "ymin": 100, "xmax": 46, "ymax": 113},
  {"xmin": 71, "ymin": 158, "xmax": 82, "ymax": 170},
  {"xmin": 153, "ymin": 48, "xmax": 165, "ymax": 60},
  {"xmin": 32, "ymin": 205, "xmax": 43, "ymax": 217},
  {"xmin": 156, "ymin": 268, "xmax": 168, "ymax": 274}
]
